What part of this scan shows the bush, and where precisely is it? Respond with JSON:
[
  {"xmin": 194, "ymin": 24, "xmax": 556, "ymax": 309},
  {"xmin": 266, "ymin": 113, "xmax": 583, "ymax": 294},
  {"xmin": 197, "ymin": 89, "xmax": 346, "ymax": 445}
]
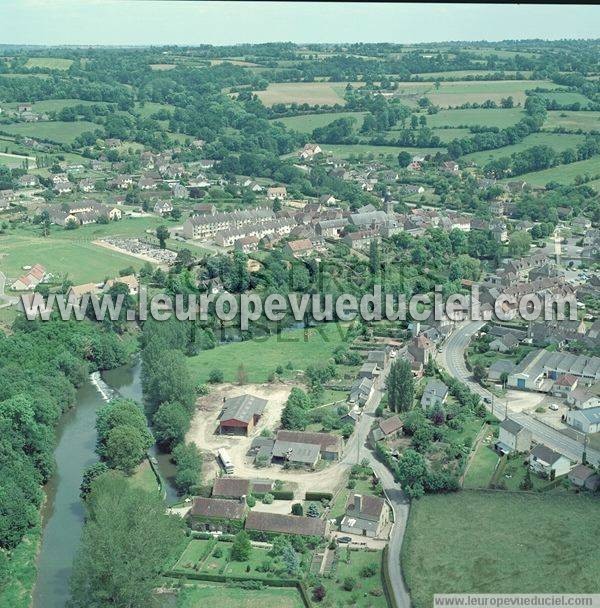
[
  {"xmin": 262, "ymin": 493, "xmax": 274, "ymax": 504},
  {"xmin": 213, "ymin": 546, "xmax": 223, "ymax": 558},
  {"xmin": 271, "ymin": 490, "xmax": 294, "ymax": 500},
  {"xmin": 343, "ymin": 576, "xmax": 356, "ymax": 591},
  {"xmin": 208, "ymin": 369, "xmax": 224, "ymax": 383},
  {"xmin": 360, "ymin": 564, "xmax": 377, "ymax": 577},
  {"xmin": 246, "ymin": 495, "xmax": 256, "ymax": 507},
  {"xmin": 291, "ymin": 503, "xmax": 304, "ymax": 516},
  {"xmin": 305, "ymin": 492, "xmax": 333, "ymax": 501},
  {"xmin": 313, "ymin": 584, "xmax": 326, "ymax": 602}
]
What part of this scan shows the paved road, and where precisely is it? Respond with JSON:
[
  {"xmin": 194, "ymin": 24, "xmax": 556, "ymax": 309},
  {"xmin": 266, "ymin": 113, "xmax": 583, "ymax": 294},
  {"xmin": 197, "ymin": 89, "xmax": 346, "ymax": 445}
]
[{"xmin": 437, "ymin": 320, "xmax": 600, "ymax": 466}]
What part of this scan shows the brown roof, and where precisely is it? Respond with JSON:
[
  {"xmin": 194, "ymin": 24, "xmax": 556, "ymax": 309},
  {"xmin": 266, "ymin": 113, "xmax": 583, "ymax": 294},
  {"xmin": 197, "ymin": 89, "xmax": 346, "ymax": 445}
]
[
  {"xmin": 286, "ymin": 239, "xmax": 313, "ymax": 252},
  {"xmin": 212, "ymin": 477, "xmax": 251, "ymax": 499},
  {"xmin": 276, "ymin": 430, "xmax": 341, "ymax": 452},
  {"xmin": 345, "ymin": 494, "xmax": 386, "ymax": 522},
  {"xmin": 189, "ymin": 497, "xmax": 245, "ymax": 520},
  {"xmin": 378, "ymin": 415, "xmax": 403, "ymax": 436},
  {"xmin": 568, "ymin": 464, "xmax": 594, "ymax": 482},
  {"xmin": 245, "ymin": 511, "xmax": 327, "ymax": 537}
]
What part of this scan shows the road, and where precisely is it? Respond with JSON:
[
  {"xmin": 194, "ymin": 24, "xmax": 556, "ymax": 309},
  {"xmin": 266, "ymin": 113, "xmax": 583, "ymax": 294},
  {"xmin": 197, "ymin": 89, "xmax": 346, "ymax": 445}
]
[{"xmin": 437, "ymin": 320, "xmax": 600, "ymax": 466}]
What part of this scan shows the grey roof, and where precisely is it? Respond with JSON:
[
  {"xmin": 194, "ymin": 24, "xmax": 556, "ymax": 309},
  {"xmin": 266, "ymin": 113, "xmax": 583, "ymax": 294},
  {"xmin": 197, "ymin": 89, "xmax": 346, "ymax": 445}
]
[
  {"xmin": 422, "ymin": 379, "xmax": 448, "ymax": 400},
  {"xmin": 571, "ymin": 406, "xmax": 600, "ymax": 424},
  {"xmin": 272, "ymin": 440, "xmax": 320, "ymax": 464},
  {"xmin": 500, "ymin": 418, "xmax": 524, "ymax": 436},
  {"xmin": 531, "ymin": 444, "xmax": 567, "ymax": 466},
  {"xmin": 489, "ymin": 359, "xmax": 517, "ymax": 375},
  {"xmin": 220, "ymin": 394, "xmax": 267, "ymax": 424}
]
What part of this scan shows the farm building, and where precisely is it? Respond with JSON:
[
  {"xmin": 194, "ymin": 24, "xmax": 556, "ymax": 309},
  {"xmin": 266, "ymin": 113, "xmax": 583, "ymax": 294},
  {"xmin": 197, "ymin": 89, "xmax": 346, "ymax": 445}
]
[
  {"xmin": 245, "ymin": 511, "xmax": 329, "ymax": 537},
  {"xmin": 218, "ymin": 394, "xmax": 267, "ymax": 436}
]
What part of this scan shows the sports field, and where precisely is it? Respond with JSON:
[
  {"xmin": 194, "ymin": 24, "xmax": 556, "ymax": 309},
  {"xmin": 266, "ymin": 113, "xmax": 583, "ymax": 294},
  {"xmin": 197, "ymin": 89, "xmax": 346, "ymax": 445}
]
[
  {"xmin": 403, "ymin": 492, "xmax": 600, "ymax": 608},
  {"xmin": 0, "ymin": 121, "xmax": 102, "ymax": 144},
  {"xmin": 254, "ymin": 81, "xmax": 363, "ymax": 106},
  {"xmin": 25, "ymin": 57, "xmax": 73, "ymax": 70},
  {"xmin": 272, "ymin": 111, "xmax": 367, "ymax": 133}
]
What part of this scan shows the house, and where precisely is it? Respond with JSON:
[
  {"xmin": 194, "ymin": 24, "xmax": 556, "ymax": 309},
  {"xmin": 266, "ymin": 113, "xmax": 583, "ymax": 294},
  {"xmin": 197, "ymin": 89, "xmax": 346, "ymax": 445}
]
[
  {"xmin": 566, "ymin": 386, "xmax": 600, "ymax": 410},
  {"xmin": 271, "ymin": 440, "xmax": 321, "ymax": 468},
  {"xmin": 488, "ymin": 359, "xmax": 516, "ymax": 383},
  {"xmin": 188, "ymin": 497, "xmax": 246, "ymax": 532},
  {"xmin": 495, "ymin": 418, "xmax": 532, "ymax": 454},
  {"xmin": 566, "ymin": 406, "xmax": 600, "ymax": 434},
  {"xmin": 420, "ymin": 379, "xmax": 449, "ymax": 408},
  {"xmin": 79, "ymin": 178, "xmax": 95, "ymax": 192},
  {"xmin": 10, "ymin": 264, "xmax": 46, "ymax": 291},
  {"xmin": 408, "ymin": 334, "xmax": 435, "ymax": 365},
  {"xmin": 234, "ymin": 236, "xmax": 259, "ymax": 253},
  {"xmin": 193, "ymin": 203, "xmax": 216, "ymax": 216},
  {"xmin": 103, "ymin": 274, "xmax": 139, "ymax": 295},
  {"xmin": 318, "ymin": 194, "xmax": 337, "ymax": 206},
  {"xmin": 340, "ymin": 494, "xmax": 390, "ymax": 538},
  {"xmin": 154, "ymin": 200, "xmax": 173, "ymax": 216},
  {"xmin": 369, "ymin": 415, "xmax": 403, "ymax": 444},
  {"xmin": 67, "ymin": 282, "xmax": 101, "ymax": 304},
  {"xmin": 441, "ymin": 160, "xmax": 459, "ymax": 174},
  {"xmin": 54, "ymin": 181, "xmax": 72, "ymax": 194},
  {"xmin": 139, "ymin": 177, "xmax": 158, "ymax": 190},
  {"xmin": 212, "ymin": 477, "xmax": 251, "ymax": 500},
  {"xmin": 528, "ymin": 445, "xmax": 571, "ymax": 478},
  {"xmin": 348, "ymin": 377, "xmax": 374, "ymax": 407},
  {"xmin": 284, "ymin": 238, "xmax": 313, "ymax": 258},
  {"xmin": 18, "ymin": 174, "xmax": 38, "ymax": 187},
  {"xmin": 551, "ymin": 374, "xmax": 579, "ymax": 397},
  {"xmin": 245, "ymin": 511, "xmax": 329, "ymax": 537},
  {"xmin": 489, "ymin": 333, "xmax": 519, "ymax": 353},
  {"xmin": 299, "ymin": 143, "xmax": 322, "ymax": 160},
  {"xmin": 275, "ymin": 430, "xmax": 343, "ymax": 460},
  {"xmin": 219, "ymin": 394, "xmax": 268, "ymax": 436},
  {"xmin": 568, "ymin": 464, "xmax": 596, "ymax": 488},
  {"xmin": 343, "ymin": 230, "xmax": 380, "ymax": 251},
  {"xmin": 266, "ymin": 186, "xmax": 287, "ymax": 200},
  {"xmin": 358, "ymin": 361, "xmax": 380, "ymax": 381}
]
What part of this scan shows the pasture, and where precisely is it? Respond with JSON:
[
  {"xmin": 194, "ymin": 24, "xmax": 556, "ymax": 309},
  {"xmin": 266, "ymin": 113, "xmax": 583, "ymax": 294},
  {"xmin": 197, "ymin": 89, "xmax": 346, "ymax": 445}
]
[
  {"xmin": 422, "ymin": 107, "xmax": 525, "ymax": 129},
  {"xmin": 505, "ymin": 155, "xmax": 600, "ymax": 187},
  {"xmin": 3, "ymin": 99, "xmax": 105, "ymax": 113},
  {"xmin": 254, "ymin": 81, "xmax": 363, "ymax": 106},
  {"xmin": 272, "ymin": 111, "xmax": 367, "ymax": 133},
  {"xmin": 411, "ymin": 70, "xmax": 534, "ymax": 79},
  {"xmin": 543, "ymin": 110, "xmax": 600, "ymax": 131},
  {"xmin": 134, "ymin": 101, "xmax": 176, "ymax": 118},
  {"xmin": 0, "ymin": 121, "xmax": 102, "ymax": 144},
  {"xmin": 25, "ymin": 58, "xmax": 73, "ymax": 70},
  {"xmin": 313, "ymin": 143, "xmax": 444, "ymax": 159},
  {"xmin": 430, "ymin": 127, "xmax": 473, "ymax": 143},
  {"xmin": 403, "ymin": 492, "xmax": 600, "ymax": 608},
  {"xmin": 462, "ymin": 132, "xmax": 585, "ymax": 165},
  {"xmin": 538, "ymin": 90, "xmax": 591, "ymax": 108}
]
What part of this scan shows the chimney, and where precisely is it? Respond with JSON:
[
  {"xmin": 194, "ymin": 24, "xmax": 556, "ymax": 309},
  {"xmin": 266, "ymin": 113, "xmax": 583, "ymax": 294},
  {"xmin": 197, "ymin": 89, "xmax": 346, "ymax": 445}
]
[
  {"xmin": 241, "ymin": 494, "xmax": 247, "ymax": 504},
  {"xmin": 353, "ymin": 494, "xmax": 362, "ymax": 513},
  {"xmin": 412, "ymin": 321, "xmax": 421, "ymax": 337}
]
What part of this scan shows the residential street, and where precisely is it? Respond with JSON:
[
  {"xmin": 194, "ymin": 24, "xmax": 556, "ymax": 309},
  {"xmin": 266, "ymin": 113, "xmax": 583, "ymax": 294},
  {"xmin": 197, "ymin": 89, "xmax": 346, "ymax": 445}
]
[{"xmin": 437, "ymin": 320, "xmax": 600, "ymax": 466}]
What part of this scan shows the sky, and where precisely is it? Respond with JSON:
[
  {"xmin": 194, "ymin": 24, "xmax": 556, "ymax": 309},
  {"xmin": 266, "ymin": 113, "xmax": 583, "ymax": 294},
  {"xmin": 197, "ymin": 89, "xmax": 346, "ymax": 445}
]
[{"xmin": 0, "ymin": 1, "xmax": 599, "ymax": 46}]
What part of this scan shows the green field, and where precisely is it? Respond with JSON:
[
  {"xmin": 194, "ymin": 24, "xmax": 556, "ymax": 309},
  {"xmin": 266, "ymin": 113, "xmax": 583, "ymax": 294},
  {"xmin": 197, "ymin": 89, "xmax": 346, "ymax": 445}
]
[
  {"xmin": 272, "ymin": 111, "xmax": 367, "ymax": 133},
  {"xmin": 187, "ymin": 323, "xmax": 352, "ymax": 383},
  {"xmin": 538, "ymin": 91, "xmax": 591, "ymax": 108},
  {"xmin": 543, "ymin": 110, "xmax": 600, "ymax": 131},
  {"xmin": 4, "ymin": 99, "xmax": 105, "ymax": 113},
  {"xmin": 507, "ymin": 155, "xmax": 600, "ymax": 186},
  {"xmin": 134, "ymin": 101, "xmax": 177, "ymax": 118},
  {"xmin": 422, "ymin": 108, "xmax": 525, "ymax": 129},
  {"xmin": 254, "ymin": 81, "xmax": 363, "ymax": 106},
  {"xmin": 430, "ymin": 128, "xmax": 473, "ymax": 143},
  {"xmin": 0, "ymin": 121, "xmax": 101, "ymax": 144},
  {"xmin": 314, "ymin": 143, "xmax": 444, "ymax": 159},
  {"xmin": 462, "ymin": 132, "xmax": 585, "ymax": 165},
  {"xmin": 0, "ymin": 152, "xmax": 36, "ymax": 169},
  {"xmin": 412, "ymin": 71, "xmax": 534, "ymax": 79},
  {"xmin": 25, "ymin": 57, "xmax": 73, "ymax": 70},
  {"xmin": 403, "ymin": 492, "xmax": 600, "ymax": 608},
  {"xmin": 462, "ymin": 442, "xmax": 499, "ymax": 489},
  {"xmin": 175, "ymin": 584, "xmax": 304, "ymax": 608}
]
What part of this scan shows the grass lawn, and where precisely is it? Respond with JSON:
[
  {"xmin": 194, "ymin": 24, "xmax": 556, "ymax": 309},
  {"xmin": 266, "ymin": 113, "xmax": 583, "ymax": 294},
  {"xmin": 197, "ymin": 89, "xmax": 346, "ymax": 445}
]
[
  {"xmin": 543, "ymin": 110, "xmax": 600, "ymax": 131},
  {"xmin": 173, "ymin": 539, "xmax": 215, "ymax": 571},
  {"xmin": 463, "ymin": 442, "xmax": 499, "ymax": 489},
  {"xmin": 254, "ymin": 82, "xmax": 363, "ymax": 106},
  {"xmin": 314, "ymin": 143, "xmax": 444, "ymax": 159},
  {"xmin": 462, "ymin": 132, "xmax": 585, "ymax": 165},
  {"xmin": 403, "ymin": 492, "xmax": 600, "ymax": 608},
  {"xmin": 272, "ymin": 111, "xmax": 367, "ymax": 133},
  {"xmin": 315, "ymin": 548, "xmax": 387, "ymax": 608},
  {"xmin": 175, "ymin": 584, "xmax": 304, "ymax": 608},
  {"xmin": 187, "ymin": 323, "xmax": 353, "ymax": 383},
  {"xmin": 492, "ymin": 456, "xmax": 565, "ymax": 492},
  {"xmin": 25, "ymin": 57, "xmax": 73, "ymax": 70},
  {"xmin": 423, "ymin": 108, "xmax": 525, "ymax": 129},
  {"xmin": 0, "ymin": 121, "xmax": 102, "ymax": 144},
  {"xmin": 505, "ymin": 155, "xmax": 600, "ymax": 186},
  {"xmin": 126, "ymin": 460, "xmax": 160, "ymax": 494}
]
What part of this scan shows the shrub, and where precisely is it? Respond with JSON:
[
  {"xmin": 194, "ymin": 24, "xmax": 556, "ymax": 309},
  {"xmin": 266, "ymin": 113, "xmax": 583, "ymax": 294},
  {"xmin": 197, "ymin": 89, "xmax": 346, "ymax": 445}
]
[
  {"xmin": 262, "ymin": 493, "xmax": 274, "ymax": 504},
  {"xmin": 360, "ymin": 564, "xmax": 377, "ymax": 577},
  {"xmin": 246, "ymin": 495, "xmax": 256, "ymax": 507},
  {"xmin": 305, "ymin": 492, "xmax": 333, "ymax": 501},
  {"xmin": 313, "ymin": 584, "xmax": 326, "ymax": 602},
  {"xmin": 343, "ymin": 576, "xmax": 356, "ymax": 591},
  {"xmin": 208, "ymin": 369, "xmax": 224, "ymax": 383},
  {"xmin": 213, "ymin": 546, "xmax": 223, "ymax": 558}
]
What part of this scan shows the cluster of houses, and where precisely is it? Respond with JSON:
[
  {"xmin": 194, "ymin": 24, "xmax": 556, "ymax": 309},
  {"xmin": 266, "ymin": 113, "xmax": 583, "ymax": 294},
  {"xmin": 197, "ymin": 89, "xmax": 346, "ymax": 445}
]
[
  {"xmin": 11, "ymin": 264, "xmax": 47, "ymax": 291},
  {"xmin": 45, "ymin": 199, "xmax": 122, "ymax": 226}
]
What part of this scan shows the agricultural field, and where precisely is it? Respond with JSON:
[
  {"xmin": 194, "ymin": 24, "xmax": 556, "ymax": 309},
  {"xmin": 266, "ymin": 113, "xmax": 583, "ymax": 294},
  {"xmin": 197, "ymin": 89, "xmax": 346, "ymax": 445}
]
[
  {"xmin": 543, "ymin": 110, "xmax": 600, "ymax": 131},
  {"xmin": 174, "ymin": 584, "xmax": 304, "ymax": 608},
  {"xmin": 24, "ymin": 57, "xmax": 73, "ymax": 70},
  {"xmin": 0, "ymin": 152, "xmax": 36, "ymax": 169},
  {"xmin": 403, "ymin": 492, "xmax": 600, "ymax": 608},
  {"xmin": 505, "ymin": 155, "xmax": 600, "ymax": 187},
  {"xmin": 254, "ymin": 81, "xmax": 363, "ymax": 106},
  {"xmin": 462, "ymin": 132, "xmax": 585, "ymax": 165},
  {"xmin": 430, "ymin": 127, "xmax": 473, "ymax": 143},
  {"xmin": 0, "ymin": 121, "xmax": 102, "ymax": 144},
  {"xmin": 314, "ymin": 143, "xmax": 444, "ymax": 159},
  {"xmin": 134, "ymin": 101, "xmax": 176, "ymax": 118},
  {"xmin": 3, "ymin": 99, "xmax": 105, "ymax": 113},
  {"xmin": 537, "ymin": 90, "xmax": 591, "ymax": 108},
  {"xmin": 411, "ymin": 70, "xmax": 534, "ymax": 79},
  {"xmin": 271, "ymin": 111, "xmax": 367, "ymax": 134},
  {"xmin": 187, "ymin": 322, "xmax": 352, "ymax": 383},
  {"xmin": 422, "ymin": 107, "xmax": 525, "ymax": 129}
]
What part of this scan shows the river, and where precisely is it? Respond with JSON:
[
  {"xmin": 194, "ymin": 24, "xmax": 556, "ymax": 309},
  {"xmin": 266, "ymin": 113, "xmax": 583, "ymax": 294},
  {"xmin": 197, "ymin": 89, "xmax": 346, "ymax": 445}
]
[{"xmin": 32, "ymin": 359, "xmax": 178, "ymax": 608}]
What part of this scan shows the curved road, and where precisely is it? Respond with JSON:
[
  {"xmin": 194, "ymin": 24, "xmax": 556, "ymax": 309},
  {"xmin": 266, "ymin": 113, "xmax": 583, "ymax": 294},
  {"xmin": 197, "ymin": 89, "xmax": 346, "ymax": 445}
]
[{"xmin": 438, "ymin": 320, "xmax": 600, "ymax": 466}]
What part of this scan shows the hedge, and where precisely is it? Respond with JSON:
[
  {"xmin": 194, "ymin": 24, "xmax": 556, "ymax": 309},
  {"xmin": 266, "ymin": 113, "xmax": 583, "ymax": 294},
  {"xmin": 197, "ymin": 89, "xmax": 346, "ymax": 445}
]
[
  {"xmin": 272, "ymin": 490, "xmax": 294, "ymax": 500},
  {"xmin": 304, "ymin": 492, "xmax": 333, "ymax": 501}
]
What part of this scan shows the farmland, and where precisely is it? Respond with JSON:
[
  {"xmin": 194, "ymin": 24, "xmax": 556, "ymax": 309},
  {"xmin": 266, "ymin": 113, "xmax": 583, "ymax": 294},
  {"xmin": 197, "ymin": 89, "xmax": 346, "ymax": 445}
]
[
  {"xmin": 3, "ymin": 99, "xmax": 105, "ymax": 113},
  {"xmin": 272, "ymin": 111, "xmax": 367, "ymax": 133},
  {"xmin": 313, "ymin": 143, "xmax": 444, "ymax": 159},
  {"xmin": 543, "ymin": 110, "xmax": 600, "ymax": 131},
  {"xmin": 0, "ymin": 121, "xmax": 102, "ymax": 144},
  {"xmin": 503, "ymin": 155, "xmax": 600, "ymax": 186},
  {"xmin": 254, "ymin": 82, "xmax": 363, "ymax": 106},
  {"xmin": 462, "ymin": 132, "xmax": 585, "ymax": 165},
  {"xmin": 537, "ymin": 90, "xmax": 591, "ymax": 108},
  {"xmin": 403, "ymin": 492, "xmax": 600, "ymax": 608},
  {"xmin": 187, "ymin": 322, "xmax": 352, "ymax": 383},
  {"xmin": 421, "ymin": 107, "xmax": 525, "ymax": 129},
  {"xmin": 24, "ymin": 57, "xmax": 73, "ymax": 70}
]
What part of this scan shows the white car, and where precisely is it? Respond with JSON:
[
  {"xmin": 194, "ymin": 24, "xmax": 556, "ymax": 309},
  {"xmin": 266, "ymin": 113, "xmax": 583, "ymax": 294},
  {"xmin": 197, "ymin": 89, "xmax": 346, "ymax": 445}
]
[{"xmin": 549, "ymin": 403, "xmax": 560, "ymax": 411}]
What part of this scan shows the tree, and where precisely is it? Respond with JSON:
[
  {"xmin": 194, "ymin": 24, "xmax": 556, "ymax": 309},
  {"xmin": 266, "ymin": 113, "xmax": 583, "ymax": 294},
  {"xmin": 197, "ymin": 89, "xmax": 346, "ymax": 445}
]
[
  {"xmin": 281, "ymin": 543, "xmax": 300, "ymax": 575},
  {"xmin": 291, "ymin": 503, "xmax": 304, "ymax": 516},
  {"xmin": 520, "ymin": 466, "xmax": 533, "ymax": 490},
  {"xmin": 343, "ymin": 576, "xmax": 356, "ymax": 591},
  {"xmin": 69, "ymin": 475, "xmax": 184, "ymax": 608},
  {"xmin": 397, "ymin": 151, "xmax": 412, "ymax": 167},
  {"xmin": 508, "ymin": 230, "xmax": 532, "ymax": 257},
  {"xmin": 369, "ymin": 239, "xmax": 380, "ymax": 275},
  {"xmin": 152, "ymin": 401, "xmax": 190, "ymax": 450},
  {"xmin": 500, "ymin": 371, "xmax": 509, "ymax": 389},
  {"xmin": 472, "ymin": 364, "xmax": 488, "ymax": 384},
  {"xmin": 96, "ymin": 399, "xmax": 152, "ymax": 459},
  {"xmin": 313, "ymin": 584, "xmax": 326, "ymax": 602},
  {"xmin": 155, "ymin": 225, "xmax": 169, "ymax": 249},
  {"xmin": 396, "ymin": 449, "xmax": 427, "ymax": 496},
  {"xmin": 230, "ymin": 530, "xmax": 252, "ymax": 561},
  {"xmin": 387, "ymin": 360, "xmax": 414, "ymax": 412},
  {"xmin": 272, "ymin": 197, "xmax": 282, "ymax": 213},
  {"xmin": 208, "ymin": 368, "xmax": 224, "ymax": 383},
  {"xmin": 172, "ymin": 442, "xmax": 202, "ymax": 495},
  {"xmin": 105, "ymin": 425, "xmax": 148, "ymax": 474},
  {"xmin": 80, "ymin": 462, "xmax": 109, "ymax": 500},
  {"xmin": 307, "ymin": 503, "xmax": 320, "ymax": 518}
]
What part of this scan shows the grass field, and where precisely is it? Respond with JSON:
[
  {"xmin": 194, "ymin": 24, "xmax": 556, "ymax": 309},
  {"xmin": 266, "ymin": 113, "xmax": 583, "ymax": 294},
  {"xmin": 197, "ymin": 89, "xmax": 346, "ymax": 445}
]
[
  {"xmin": 538, "ymin": 91, "xmax": 591, "ymax": 108},
  {"xmin": 187, "ymin": 323, "xmax": 352, "ymax": 383},
  {"xmin": 543, "ymin": 110, "xmax": 600, "ymax": 131},
  {"xmin": 134, "ymin": 101, "xmax": 177, "ymax": 118},
  {"xmin": 314, "ymin": 143, "xmax": 444, "ymax": 159},
  {"xmin": 4, "ymin": 98, "xmax": 105, "ymax": 113},
  {"xmin": 422, "ymin": 108, "xmax": 525, "ymax": 129},
  {"xmin": 412, "ymin": 70, "xmax": 534, "ymax": 79},
  {"xmin": 403, "ymin": 492, "xmax": 600, "ymax": 608},
  {"xmin": 463, "ymin": 443, "xmax": 499, "ymax": 489},
  {"xmin": 462, "ymin": 132, "xmax": 585, "ymax": 165},
  {"xmin": 175, "ymin": 584, "xmax": 304, "ymax": 608},
  {"xmin": 0, "ymin": 152, "xmax": 36, "ymax": 169},
  {"xmin": 0, "ymin": 525, "xmax": 40, "ymax": 608},
  {"xmin": 25, "ymin": 57, "xmax": 73, "ymax": 70},
  {"xmin": 254, "ymin": 82, "xmax": 363, "ymax": 106},
  {"xmin": 272, "ymin": 111, "xmax": 367, "ymax": 133},
  {"xmin": 506, "ymin": 155, "xmax": 600, "ymax": 186},
  {"xmin": 430, "ymin": 127, "xmax": 473, "ymax": 143},
  {"xmin": 0, "ymin": 121, "xmax": 101, "ymax": 144}
]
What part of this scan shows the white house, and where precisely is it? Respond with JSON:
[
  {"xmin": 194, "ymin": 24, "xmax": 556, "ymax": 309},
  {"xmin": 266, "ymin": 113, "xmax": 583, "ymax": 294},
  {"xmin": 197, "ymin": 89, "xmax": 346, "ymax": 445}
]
[
  {"xmin": 566, "ymin": 406, "xmax": 600, "ymax": 434},
  {"xmin": 528, "ymin": 445, "xmax": 571, "ymax": 478}
]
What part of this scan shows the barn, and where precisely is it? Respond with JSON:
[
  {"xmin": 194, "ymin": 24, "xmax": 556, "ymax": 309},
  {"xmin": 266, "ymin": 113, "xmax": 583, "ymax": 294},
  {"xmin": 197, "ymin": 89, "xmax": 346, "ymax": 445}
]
[{"xmin": 218, "ymin": 394, "xmax": 268, "ymax": 436}]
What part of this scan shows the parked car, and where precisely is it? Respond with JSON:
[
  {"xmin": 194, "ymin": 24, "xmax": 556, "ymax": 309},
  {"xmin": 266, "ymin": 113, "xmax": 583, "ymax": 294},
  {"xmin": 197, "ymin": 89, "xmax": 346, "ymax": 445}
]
[
  {"xmin": 549, "ymin": 403, "xmax": 559, "ymax": 411},
  {"xmin": 337, "ymin": 536, "xmax": 352, "ymax": 544}
]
